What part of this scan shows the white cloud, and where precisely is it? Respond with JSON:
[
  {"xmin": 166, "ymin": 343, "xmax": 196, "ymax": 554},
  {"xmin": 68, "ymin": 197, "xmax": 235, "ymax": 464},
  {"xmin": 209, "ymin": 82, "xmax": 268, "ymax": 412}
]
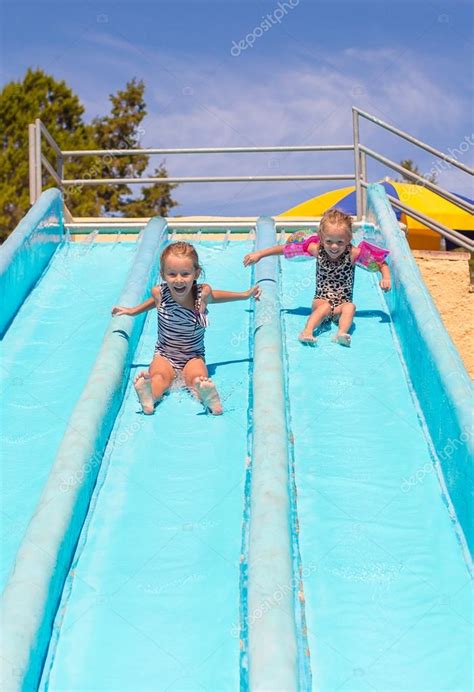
[{"xmin": 68, "ymin": 35, "xmax": 474, "ymax": 213}]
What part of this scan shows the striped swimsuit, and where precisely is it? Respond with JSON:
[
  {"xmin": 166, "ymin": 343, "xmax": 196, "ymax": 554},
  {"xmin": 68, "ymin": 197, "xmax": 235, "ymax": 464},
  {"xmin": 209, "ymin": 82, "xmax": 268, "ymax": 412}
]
[{"xmin": 154, "ymin": 283, "xmax": 208, "ymax": 370}]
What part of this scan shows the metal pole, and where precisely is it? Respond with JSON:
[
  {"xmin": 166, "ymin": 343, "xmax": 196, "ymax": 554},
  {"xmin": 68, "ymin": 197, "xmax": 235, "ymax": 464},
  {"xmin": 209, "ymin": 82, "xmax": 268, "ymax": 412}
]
[
  {"xmin": 28, "ymin": 124, "xmax": 37, "ymax": 205},
  {"xmin": 61, "ymin": 173, "xmax": 355, "ymax": 186},
  {"xmin": 35, "ymin": 118, "xmax": 42, "ymax": 200},
  {"xmin": 61, "ymin": 144, "xmax": 355, "ymax": 157},
  {"xmin": 360, "ymin": 145, "xmax": 474, "ymax": 213},
  {"xmin": 352, "ymin": 108, "xmax": 362, "ymax": 220},
  {"xmin": 57, "ymin": 153, "xmax": 64, "ymax": 192},
  {"xmin": 361, "ymin": 182, "xmax": 474, "ymax": 252},
  {"xmin": 360, "ymin": 149, "xmax": 367, "ymax": 219},
  {"xmin": 354, "ymin": 107, "xmax": 474, "ymax": 175}
]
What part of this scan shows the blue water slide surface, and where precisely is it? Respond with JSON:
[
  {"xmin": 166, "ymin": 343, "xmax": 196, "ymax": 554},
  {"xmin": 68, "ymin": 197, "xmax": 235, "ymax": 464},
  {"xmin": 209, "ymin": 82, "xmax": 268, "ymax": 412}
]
[
  {"xmin": 41, "ymin": 240, "xmax": 254, "ymax": 691},
  {"xmin": 281, "ymin": 245, "xmax": 472, "ymax": 690},
  {"xmin": 0, "ymin": 189, "xmax": 63, "ymax": 335},
  {"xmin": 0, "ymin": 241, "xmax": 136, "ymax": 592}
]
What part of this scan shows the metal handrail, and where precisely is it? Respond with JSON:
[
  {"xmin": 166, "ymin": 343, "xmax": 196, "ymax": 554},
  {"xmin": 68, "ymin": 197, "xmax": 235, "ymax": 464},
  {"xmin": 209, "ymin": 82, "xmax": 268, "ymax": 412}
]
[
  {"xmin": 62, "ymin": 173, "xmax": 354, "ymax": 186},
  {"xmin": 361, "ymin": 181, "xmax": 474, "ymax": 252},
  {"xmin": 353, "ymin": 107, "xmax": 474, "ymax": 175},
  {"xmin": 359, "ymin": 144, "xmax": 474, "ymax": 214},
  {"xmin": 29, "ymin": 113, "xmax": 473, "ymax": 250},
  {"xmin": 61, "ymin": 144, "xmax": 354, "ymax": 156},
  {"xmin": 352, "ymin": 107, "xmax": 473, "ymax": 248}
]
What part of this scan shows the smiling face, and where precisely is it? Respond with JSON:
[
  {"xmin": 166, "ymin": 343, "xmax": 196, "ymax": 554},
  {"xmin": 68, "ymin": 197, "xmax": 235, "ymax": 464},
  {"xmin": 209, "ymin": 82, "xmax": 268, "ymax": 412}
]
[
  {"xmin": 162, "ymin": 254, "xmax": 200, "ymax": 305},
  {"xmin": 320, "ymin": 223, "xmax": 351, "ymax": 260}
]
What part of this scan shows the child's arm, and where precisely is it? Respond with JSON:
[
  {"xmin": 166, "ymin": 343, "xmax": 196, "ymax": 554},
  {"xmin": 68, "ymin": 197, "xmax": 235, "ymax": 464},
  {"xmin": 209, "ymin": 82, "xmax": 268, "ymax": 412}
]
[
  {"xmin": 305, "ymin": 240, "xmax": 320, "ymax": 257},
  {"xmin": 111, "ymin": 286, "xmax": 161, "ymax": 316},
  {"xmin": 200, "ymin": 284, "xmax": 261, "ymax": 308},
  {"xmin": 379, "ymin": 262, "xmax": 391, "ymax": 291},
  {"xmin": 352, "ymin": 246, "xmax": 391, "ymax": 291},
  {"xmin": 243, "ymin": 245, "xmax": 284, "ymax": 266}
]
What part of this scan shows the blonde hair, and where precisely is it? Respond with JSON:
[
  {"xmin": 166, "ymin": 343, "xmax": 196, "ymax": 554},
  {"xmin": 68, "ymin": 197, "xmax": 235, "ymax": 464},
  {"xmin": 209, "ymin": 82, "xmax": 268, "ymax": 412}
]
[
  {"xmin": 159, "ymin": 242, "xmax": 203, "ymax": 303},
  {"xmin": 319, "ymin": 208, "xmax": 353, "ymax": 240},
  {"xmin": 160, "ymin": 241, "xmax": 202, "ymax": 277}
]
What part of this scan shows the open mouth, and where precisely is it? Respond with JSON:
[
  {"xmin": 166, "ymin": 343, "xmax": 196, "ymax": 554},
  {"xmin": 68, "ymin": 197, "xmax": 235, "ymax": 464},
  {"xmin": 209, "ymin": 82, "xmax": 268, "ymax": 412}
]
[{"xmin": 173, "ymin": 285, "xmax": 187, "ymax": 295}]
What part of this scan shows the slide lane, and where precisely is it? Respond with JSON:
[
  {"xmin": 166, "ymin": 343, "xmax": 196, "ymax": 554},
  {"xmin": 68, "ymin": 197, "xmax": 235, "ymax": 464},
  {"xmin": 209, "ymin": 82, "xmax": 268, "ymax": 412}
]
[
  {"xmin": 282, "ymin": 258, "xmax": 472, "ymax": 690},
  {"xmin": 41, "ymin": 240, "xmax": 253, "ymax": 691},
  {"xmin": 0, "ymin": 241, "xmax": 136, "ymax": 592}
]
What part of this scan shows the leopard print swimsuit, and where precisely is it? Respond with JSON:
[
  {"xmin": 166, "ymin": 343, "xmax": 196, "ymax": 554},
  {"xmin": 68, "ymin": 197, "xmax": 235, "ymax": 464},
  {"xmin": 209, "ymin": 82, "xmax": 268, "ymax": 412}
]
[{"xmin": 314, "ymin": 246, "xmax": 355, "ymax": 311}]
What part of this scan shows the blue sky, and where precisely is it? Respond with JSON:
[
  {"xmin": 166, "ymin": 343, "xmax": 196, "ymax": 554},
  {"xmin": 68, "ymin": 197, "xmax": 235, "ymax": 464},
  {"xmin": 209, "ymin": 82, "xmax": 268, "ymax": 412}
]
[{"xmin": 1, "ymin": 0, "xmax": 473, "ymax": 215}]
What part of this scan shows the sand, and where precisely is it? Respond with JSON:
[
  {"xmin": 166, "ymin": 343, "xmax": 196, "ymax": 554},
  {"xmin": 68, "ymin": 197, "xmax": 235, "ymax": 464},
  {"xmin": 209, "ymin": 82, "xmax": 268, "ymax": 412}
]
[{"xmin": 413, "ymin": 251, "xmax": 474, "ymax": 378}]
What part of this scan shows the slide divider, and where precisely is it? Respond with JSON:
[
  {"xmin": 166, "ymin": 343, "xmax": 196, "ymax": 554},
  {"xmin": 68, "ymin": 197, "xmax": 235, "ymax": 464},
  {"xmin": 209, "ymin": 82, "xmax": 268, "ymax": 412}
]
[
  {"xmin": 366, "ymin": 184, "xmax": 473, "ymax": 563},
  {"xmin": 247, "ymin": 216, "xmax": 298, "ymax": 690},
  {"xmin": 0, "ymin": 188, "xmax": 63, "ymax": 336},
  {"xmin": 0, "ymin": 217, "xmax": 168, "ymax": 692}
]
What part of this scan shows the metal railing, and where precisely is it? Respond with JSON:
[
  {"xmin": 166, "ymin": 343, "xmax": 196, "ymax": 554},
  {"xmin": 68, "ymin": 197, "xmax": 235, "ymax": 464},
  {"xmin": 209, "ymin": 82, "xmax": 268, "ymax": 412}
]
[
  {"xmin": 29, "ymin": 110, "xmax": 474, "ymax": 250},
  {"xmin": 28, "ymin": 120, "xmax": 354, "ymax": 200},
  {"xmin": 352, "ymin": 107, "xmax": 474, "ymax": 251}
]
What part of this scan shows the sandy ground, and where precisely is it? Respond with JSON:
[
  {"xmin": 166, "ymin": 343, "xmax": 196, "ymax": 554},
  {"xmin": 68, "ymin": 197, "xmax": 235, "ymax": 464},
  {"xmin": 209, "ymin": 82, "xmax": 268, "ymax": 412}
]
[{"xmin": 413, "ymin": 251, "xmax": 474, "ymax": 378}]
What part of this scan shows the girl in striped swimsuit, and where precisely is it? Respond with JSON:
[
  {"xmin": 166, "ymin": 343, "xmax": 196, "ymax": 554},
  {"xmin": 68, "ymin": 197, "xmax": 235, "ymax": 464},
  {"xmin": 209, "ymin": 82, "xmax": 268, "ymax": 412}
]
[
  {"xmin": 112, "ymin": 242, "xmax": 260, "ymax": 415},
  {"xmin": 244, "ymin": 209, "xmax": 391, "ymax": 346}
]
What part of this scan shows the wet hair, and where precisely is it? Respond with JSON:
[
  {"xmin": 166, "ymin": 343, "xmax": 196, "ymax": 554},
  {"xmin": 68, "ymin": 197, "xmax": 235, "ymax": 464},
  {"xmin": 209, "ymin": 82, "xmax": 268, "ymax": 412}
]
[
  {"xmin": 319, "ymin": 208, "xmax": 353, "ymax": 241},
  {"xmin": 160, "ymin": 241, "xmax": 203, "ymax": 302}
]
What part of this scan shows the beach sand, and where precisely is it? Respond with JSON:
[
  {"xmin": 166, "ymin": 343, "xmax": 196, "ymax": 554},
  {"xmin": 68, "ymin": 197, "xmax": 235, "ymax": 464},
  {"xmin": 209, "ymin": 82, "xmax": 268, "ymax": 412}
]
[{"xmin": 413, "ymin": 251, "xmax": 474, "ymax": 378}]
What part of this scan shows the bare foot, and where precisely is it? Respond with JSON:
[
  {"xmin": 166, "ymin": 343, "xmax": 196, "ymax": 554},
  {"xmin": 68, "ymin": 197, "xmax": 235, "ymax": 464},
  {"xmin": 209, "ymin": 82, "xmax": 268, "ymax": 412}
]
[
  {"xmin": 298, "ymin": 331, "xmax": 317, "ymax": 345},
  {"xmin": 193, "ymin": 376, "xmax": 223, "ymax": 415},
  {"xmin": 134, "ymin": 371, "xmax": 155, "ymax": 414},
  {"xmin": 333, "ymin": 333, "xmax": 351, "ymax": 347}
]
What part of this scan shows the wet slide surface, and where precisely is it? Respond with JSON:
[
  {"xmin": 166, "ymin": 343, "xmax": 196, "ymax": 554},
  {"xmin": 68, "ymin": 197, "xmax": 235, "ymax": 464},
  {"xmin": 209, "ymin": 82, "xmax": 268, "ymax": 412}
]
[
  {"xmin": 282, "ymin": 257, "xmax": 472, "ymax": 690},
  {"xmin": 0, "ymin": 242, "xmax": 136, "ymax": 592},
  {"xmin": 41, "ymin": 241, "xmax": 253, "ymax": 691}
]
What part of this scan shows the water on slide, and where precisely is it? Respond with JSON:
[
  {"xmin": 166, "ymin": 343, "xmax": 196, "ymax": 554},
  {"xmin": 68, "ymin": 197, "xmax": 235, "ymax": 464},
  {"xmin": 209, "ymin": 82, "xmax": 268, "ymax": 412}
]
[
  {"xmin": 41, "ymin": 241, "xmax": 254, "ymax": 691},
  {"xmin": 282, "ymin": 255, "xmax": 472, "ymax": 690},
  {"xmin": 0, "ymin": 241, "xmax": 136, "ymax": 592}
]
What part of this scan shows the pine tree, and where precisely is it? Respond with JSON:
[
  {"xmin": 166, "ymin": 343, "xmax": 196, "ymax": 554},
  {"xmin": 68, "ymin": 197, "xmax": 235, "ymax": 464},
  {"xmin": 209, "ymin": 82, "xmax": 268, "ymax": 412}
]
[
  {"xmin": 398, "ymin": 159, "xmax": 437, "ymax": 185},
  {"xmin": 125, "ymin": 164, "xmax": 178, "ymax": 217}
]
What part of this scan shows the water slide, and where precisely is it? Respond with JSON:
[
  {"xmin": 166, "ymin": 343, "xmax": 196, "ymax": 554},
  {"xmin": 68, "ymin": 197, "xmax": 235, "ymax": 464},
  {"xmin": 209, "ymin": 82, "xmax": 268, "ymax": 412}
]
[
  {"xmin": 1, "ymin": 186, "xmax": 472, "ymax": 691},
  {"xmin": 39, "ymin": 239, "xmax": 254, "ymax": 690},
  {"xmin": 282, "ymin": 244, "xmax": 472, "ymax": 689},
  {"xmin": 0, "ymin": 192, "xmax": 136, "ymax": 591}
]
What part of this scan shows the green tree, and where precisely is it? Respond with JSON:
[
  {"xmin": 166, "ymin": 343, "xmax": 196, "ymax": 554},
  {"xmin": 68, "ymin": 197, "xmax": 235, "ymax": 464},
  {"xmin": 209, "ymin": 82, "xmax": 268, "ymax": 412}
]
[
  {"xmin": 0, "ymin": 70, "xmax": 178, "ymax": 241},
  {"xmin": 0, "ymin": 69, "xmax": 98, "ymax": 239},
  {"xmin": 125, "ymin": 164, "xmax": 178, "ymax": 217},
  {"xmin": 397, "ymin": 159, "xmax": 438, "ymax": 185}
]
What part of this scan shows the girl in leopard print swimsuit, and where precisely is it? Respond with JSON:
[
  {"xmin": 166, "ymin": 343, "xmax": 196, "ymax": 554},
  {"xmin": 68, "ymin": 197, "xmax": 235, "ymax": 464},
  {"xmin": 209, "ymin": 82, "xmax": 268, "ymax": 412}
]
[{"xmin": 244, "ymin": 209, "xmax": 391, "ymax": 347}]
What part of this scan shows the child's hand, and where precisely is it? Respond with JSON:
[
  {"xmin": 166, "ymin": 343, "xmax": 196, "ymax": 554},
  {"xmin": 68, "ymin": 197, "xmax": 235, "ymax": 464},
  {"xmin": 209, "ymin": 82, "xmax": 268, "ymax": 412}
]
[
  {"xmin": 379, "ymin": 278, "xmax": 391, "ymax": 292},
  {"xmin": 243, "ymin": 252, "xmax": 261, "ymax": 266},
  {"xmin": 111, "ymin": 306, "xmax": 132, "ymax": 316},
  {"xmin": 246, "ymin": 285, "xmax": 262, "ymax": 301}
]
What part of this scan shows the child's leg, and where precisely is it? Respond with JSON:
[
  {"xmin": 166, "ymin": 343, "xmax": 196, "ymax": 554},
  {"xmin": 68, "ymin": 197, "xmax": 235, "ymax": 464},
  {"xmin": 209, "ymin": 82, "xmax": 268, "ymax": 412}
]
[
  {"xmin": 332, "ymin": 302, "xmax": 356, "ymax": 346},
  {"xmin": 182, "ymin": 358, "xmax": 223, "ymax": 415},
  {"xmin": 299, "ymin": 299, "xmax": 332, "ymax": 343},
  {"xmin": 134, "ymin": 355, "xmax": 175, "ymax": 414}
]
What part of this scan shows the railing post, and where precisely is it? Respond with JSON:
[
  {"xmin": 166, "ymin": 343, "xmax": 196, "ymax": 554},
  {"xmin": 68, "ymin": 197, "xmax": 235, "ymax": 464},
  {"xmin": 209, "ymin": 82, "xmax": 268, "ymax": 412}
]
[
  {"xmin": 35, "ymin": 118, "xmax": 42, "ymax": 201},
  {"xmin": 56, "ymin": 153, "xmax": 64, "ymax": 193},
  {"xmin": 28, "ymin": 124, "xmax": 37, "ymax": 205},
  {"xmin": 360, "ymin": 149, "xmax": 367, "ymax": 218},
  {"xmin": 352, "ymin": 108, "xmax": 362, "ymax": 220}
]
